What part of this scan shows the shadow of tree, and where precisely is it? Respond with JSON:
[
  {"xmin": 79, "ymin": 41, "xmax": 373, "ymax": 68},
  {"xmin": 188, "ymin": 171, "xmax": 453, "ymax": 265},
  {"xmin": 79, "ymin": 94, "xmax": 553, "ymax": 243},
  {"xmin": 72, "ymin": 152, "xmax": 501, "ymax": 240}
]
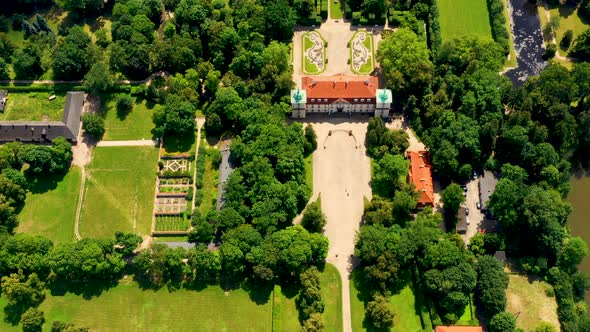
[{"xmin": 48, "ymin": 278, "xmax": 120, "ymax": 300}]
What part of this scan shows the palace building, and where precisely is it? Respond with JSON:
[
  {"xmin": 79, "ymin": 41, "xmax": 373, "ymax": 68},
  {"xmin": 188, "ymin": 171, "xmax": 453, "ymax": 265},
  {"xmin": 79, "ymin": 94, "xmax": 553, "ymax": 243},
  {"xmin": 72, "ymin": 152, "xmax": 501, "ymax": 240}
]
[{"xmin": 291, "ymin": 74, "xmax": 392, "ymax": 118}]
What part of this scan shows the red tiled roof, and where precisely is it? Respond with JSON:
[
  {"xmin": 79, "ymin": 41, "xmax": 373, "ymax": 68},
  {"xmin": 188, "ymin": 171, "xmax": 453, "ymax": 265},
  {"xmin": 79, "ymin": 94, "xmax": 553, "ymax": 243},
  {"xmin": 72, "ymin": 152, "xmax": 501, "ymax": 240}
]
[
  {"xmin": 302, "ymin": 74, "xmax": 378, "ymax": 99},
  {"xmin": 435, "ymin": 327, "xmax": 483, "ymax": 332},
  {"xmin": 407, "ymin": 151, "xmax": 434, "ymax": 206}
]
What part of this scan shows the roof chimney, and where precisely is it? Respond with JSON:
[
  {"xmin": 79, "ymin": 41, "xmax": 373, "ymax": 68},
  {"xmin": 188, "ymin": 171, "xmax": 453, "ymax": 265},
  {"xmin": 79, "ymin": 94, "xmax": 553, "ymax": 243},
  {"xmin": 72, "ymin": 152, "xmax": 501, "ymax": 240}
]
[{"xmin": 364, "ymin": 80, "xmax": 369, "ymax": 85}]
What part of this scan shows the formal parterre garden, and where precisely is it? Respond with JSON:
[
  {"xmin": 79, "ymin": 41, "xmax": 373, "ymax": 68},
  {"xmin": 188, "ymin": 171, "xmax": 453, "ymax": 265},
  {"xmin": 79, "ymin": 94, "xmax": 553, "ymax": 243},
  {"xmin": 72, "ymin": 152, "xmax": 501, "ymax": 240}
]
[
  {"xmin": 302, "ymin": 31, "xmax": 327, "ymax": 75},
  {"xmin": 349, "ymin": 30, "xmax": 374, "ymax": 74}
]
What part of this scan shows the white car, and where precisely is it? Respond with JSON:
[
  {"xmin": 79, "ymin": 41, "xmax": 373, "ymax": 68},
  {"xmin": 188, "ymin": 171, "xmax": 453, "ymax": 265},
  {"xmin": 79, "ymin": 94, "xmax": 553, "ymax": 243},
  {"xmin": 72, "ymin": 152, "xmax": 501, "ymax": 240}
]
[{"xmin": 466, "ymin": 217, "xmax": 470, "ymax": 225}]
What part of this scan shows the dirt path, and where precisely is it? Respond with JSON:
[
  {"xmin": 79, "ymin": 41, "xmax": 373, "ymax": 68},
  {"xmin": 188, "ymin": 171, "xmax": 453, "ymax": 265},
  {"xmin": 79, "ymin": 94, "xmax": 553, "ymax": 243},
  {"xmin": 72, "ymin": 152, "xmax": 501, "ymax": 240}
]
[
  {"xmin": 0, "ymin": 71, "xmax": 169, "ymax": 85},
  {"xmin": 96, "ymin": 139, "xmax": 158, "ymax": 147},
  {"xmin": 304, "ymin": 117, "xmax": 372, "ymax": 332},
  {"xmin": 191, "ymin": 118, "xmax": 206, "ymax": 212},
  {"xmin": 72, "ymin": 95, "xmax": 94, "ymax": 240}
]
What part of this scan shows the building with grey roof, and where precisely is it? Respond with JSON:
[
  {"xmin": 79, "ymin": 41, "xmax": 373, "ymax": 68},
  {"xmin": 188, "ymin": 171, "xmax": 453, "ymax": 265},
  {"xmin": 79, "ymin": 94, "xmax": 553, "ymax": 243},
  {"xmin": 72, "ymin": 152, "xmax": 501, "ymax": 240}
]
[
  {"xmin": 0, "ymin": 91, "xmax": 84, "ymax": 144},
  {"xmin": 479, "ymin": 170, "xmax": 498, "ymax": 212}
]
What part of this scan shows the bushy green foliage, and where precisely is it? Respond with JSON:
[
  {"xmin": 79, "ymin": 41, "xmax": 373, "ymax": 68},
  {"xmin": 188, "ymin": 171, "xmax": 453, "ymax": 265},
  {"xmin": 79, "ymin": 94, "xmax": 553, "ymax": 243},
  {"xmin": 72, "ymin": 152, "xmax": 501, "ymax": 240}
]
[
  {"xmin": 82, "ymin": 113, "xmax": 106, "ymax": 140},
  {"xmin": 486, "ymin": 0, "xmax": 510, "ymax": 55},
  {"xmin": 475, "ymin": 256, "xmax": 509, "ymax": 319},
  {"xmin": 301, "ymin": 198, "xmax": 326, "ymax": 233}
]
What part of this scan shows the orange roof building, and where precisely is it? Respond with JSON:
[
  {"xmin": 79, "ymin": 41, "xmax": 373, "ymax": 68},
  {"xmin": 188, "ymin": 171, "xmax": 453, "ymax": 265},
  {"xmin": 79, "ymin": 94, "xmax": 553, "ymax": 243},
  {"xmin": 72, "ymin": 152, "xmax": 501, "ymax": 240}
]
[
  {"xmin": 407, "ymin": 151, "xmax": 434, "ymax": 207},
  {"xmin": 435, "ymin": 326, "xmax": 483, "ymax": 332},
  {"xmin": 290, "ymin": 74, "xmax": 392, "ymax": 118}
]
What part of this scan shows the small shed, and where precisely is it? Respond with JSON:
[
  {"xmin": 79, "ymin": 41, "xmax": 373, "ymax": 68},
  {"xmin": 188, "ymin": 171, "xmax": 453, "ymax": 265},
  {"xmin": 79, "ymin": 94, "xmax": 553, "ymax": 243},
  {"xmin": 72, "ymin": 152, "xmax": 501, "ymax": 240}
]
[
  {"xmin": 494, "ymin": 250, "xmax": 507, "ymax": 265},
  {"xmin": 0, "ymin": 90, "xmax": 7, "ymax": 112},
  {"xmin": 456, "ymin": 207, "xmax": 468, "ymax": 234}
]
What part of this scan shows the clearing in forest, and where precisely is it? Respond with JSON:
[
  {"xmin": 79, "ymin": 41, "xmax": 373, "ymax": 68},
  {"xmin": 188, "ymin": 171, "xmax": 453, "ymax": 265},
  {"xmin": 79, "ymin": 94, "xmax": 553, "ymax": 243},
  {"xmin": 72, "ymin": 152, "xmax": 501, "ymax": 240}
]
[
  {"xmin": 16, "ymin": 166, "xmax": 82, "ymax": 244},
  {"xmin": 350, "ymin": 30, "xmax": 374, "ymax": 75},
  {"xmin": 438, "ymin": 0, "xmax": 493, "ymax": 41},
  {"xmin": 302, "ymin": 31, "xmax": 327, "ymax": 75},
  {"xmin": 78, "ymin": 146, "xmax": 159, "ymax": 238},
  {"xmin": 506, "ymin": 273, "xmax": 559, "ymax": 331}
]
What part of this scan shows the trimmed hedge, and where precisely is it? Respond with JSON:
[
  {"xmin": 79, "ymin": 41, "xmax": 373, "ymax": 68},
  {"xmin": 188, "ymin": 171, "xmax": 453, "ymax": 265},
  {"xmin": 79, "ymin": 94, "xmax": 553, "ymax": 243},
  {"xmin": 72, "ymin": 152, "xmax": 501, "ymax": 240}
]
[
  {"xmin": 486, "ymin": 0, "xmax": 511, "ymax": 55},
  {"xmin": 427, "ymin": 0, "xmax": 442, "ymax": 55},
  {"xmin": 320, "ymin": 0, "xmax": 328, "ymax": 20}
]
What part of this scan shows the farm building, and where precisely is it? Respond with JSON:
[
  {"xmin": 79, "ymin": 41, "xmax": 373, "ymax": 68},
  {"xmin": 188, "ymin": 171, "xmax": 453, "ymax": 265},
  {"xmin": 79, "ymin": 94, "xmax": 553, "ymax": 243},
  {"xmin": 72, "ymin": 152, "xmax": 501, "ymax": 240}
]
[
  {"xmin": 291, "ymin": 74, "xmax": 392, "ymax": 118},
  {"xmin": 407, "ymin": 151, "xmax": 434, "ymax": 207},
  {"xmin": 0, "ymin": 91, "xmax": 84, "ymax": 143}
]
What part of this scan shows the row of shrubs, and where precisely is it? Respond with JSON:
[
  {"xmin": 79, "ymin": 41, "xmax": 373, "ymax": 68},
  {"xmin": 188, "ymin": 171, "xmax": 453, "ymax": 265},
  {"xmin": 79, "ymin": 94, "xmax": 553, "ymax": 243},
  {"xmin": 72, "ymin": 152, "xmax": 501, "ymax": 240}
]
[
  {"xmin": 159, "ymin": 170, "xmax": 192, "ymax": 178},
  {"xmin": 389, "ymin": 11, "xmax": 426, "ymax": 37},
  {"xmin": 427, "ymin": 0, "xmax": 442, "ymax": 55},
  {"xmin": 297, "ymin": 0, "xmax": 327, "ymax": 26},
  {"xmin": 351, "ymin": 12, "xmax": 386, "ymax": 26},
  {"xmin": 0, "ymin": 85, "xmax": 133, "ymax": 93},
  {"xmin": 194, "ymin": 146, "xmax": 207, "ymax": 207},
  {"xmin": 486, "ymin": 0, "xmax": 511, "ymax": 55}
]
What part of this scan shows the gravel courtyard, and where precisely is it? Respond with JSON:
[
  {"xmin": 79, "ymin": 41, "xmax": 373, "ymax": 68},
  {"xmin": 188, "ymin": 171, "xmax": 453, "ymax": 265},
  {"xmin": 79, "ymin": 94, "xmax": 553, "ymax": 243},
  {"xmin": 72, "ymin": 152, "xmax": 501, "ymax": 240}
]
[{"xmin": 303, "ymin": 115, "xmax": 372, "ymax": 332}]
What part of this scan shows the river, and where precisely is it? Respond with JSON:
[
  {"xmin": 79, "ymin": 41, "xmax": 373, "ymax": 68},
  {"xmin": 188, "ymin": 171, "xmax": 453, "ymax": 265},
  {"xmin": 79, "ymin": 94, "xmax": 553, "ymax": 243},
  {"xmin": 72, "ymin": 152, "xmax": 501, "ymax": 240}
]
[
  {"xmin": 504, "ymin": 0, "xmax": 547, "ymax": 86},
  {"xmin": 568, "ymin": 171, "xmax": 590, "ymax": 305}
]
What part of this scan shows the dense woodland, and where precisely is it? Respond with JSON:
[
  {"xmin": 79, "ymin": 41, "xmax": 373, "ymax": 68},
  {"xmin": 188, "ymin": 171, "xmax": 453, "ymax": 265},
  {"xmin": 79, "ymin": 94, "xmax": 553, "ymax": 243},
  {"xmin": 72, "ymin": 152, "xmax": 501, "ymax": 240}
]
[{"xmin": 0, "ymin": 0, "xmax": 590, "ymax": 331}]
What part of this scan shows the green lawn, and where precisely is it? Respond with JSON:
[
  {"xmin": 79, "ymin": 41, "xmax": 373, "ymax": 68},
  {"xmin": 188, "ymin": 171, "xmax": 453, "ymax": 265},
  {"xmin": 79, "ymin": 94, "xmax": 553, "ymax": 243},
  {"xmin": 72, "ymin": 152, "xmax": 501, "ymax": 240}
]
[
  {"xmin": 351, "ymin": 270, "xmax": 431, "ymax": 332},
  {"xmin": 101, "ymin": 95, "xmax": 157, "ymax": 141},
  {"xmin": 350, "ymin": 31, "xmax": 374, "ymax": 75},
  {"xmin": 506, "ymin": 273, "xmax": 559, "ymax": 331},
  {"xmin": 0, "ymin": 92, "xmax": 66, "ymax": 121},
  {"xmin": 0, "ymin": 279, "xmax": 272, "ymax": 331},
  {"xmin": 501, "ymin": 0, "xmax": 517, "ymax": 67},
  {"xmin": 275, "ymin": 264, "xmax": 342, "ymax": 331},
  {"xmin": 198, "ymin": 146, "xmax": 220, "ymax": 215},
  {"xmin": 330, "ymin": 0, "xmax": 344, "ymax": 19},
  {"xmin": 547, "ymin": 4, "xmax": 590, "ymax": 50},
  {"xmin": 16, "ymin": 167, "xmax": 81, "ymax": 244},
  {"xmin": 438, "ymin": 0, "xmax": 493, "ymax": 41},
  {"xmin": 154, "ymin": 215, "xmax": 189, "ymax": 231},
  {"xmin": 302, "ymin": 32, "xmax": 326, "ymax": 75},
  {"xmin": 79, "ymin": 147, "xmax": 159, "ymax": 238},
  {"xmin": 305, "ymin": 154, "xmax": 313, "ymax": 193}
]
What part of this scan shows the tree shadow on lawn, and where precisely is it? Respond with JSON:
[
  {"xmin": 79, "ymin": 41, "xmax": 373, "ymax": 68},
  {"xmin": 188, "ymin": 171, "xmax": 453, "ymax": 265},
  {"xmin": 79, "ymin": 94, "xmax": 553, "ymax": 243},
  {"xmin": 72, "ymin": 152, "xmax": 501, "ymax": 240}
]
[
  {"xmin": 48, "ymin": 278, "xmax": 120, "ymax": 300},
  {"xmin": 163, "ymin": 135, "xmax": 196, "ymax": 154},
  {"xmin": 241, "ymin": 280, "xmax": 273, "ymax": 305},
  {"xmin": 25, "ymin": 170, "xmax": 67, "ymax": 195}
]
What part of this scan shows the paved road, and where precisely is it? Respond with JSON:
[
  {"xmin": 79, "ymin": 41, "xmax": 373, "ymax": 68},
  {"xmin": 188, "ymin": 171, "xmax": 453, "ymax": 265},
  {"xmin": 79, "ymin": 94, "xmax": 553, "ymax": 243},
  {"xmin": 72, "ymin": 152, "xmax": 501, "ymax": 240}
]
[
  {"xmin": 461, "ymin": 178, "xmax": 485, "ymax": 243},
  {"xmin": 96, "ymin": 139, "xmax": 158, "ymax": 147}
]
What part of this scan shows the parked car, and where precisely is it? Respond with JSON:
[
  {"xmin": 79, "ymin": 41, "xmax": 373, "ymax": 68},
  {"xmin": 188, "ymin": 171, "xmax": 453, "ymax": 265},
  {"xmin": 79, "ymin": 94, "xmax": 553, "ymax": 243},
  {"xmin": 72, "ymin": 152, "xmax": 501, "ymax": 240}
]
[
  {"xmin": 465, "ymin": 208, "xmax": 469, "ymax": 215},
  {"xmin": 476, "ymin": 202, "xmax": 481, "ymax": 210},
  {"xmin": 461, "ymin": 185, "xmax": 467, "ymax": 192},
  {"xmin": 466, "ymin": 217, "xmax": 470, "ymax": 225},
  {"xmin": 383, "ymin": 116, "xmax": 393, "ymax": 123},
  {"xmin": 472, "ymin": 172, "xmax": 477, "ymax": 180}
]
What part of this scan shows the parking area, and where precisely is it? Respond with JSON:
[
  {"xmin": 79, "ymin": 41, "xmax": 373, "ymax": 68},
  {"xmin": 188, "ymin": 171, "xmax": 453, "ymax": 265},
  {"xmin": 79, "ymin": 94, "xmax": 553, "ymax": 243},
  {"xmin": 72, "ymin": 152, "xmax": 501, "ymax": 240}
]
[{"xmin": 460, "ymin": 178, "xmax": 485, "ymax": 243}]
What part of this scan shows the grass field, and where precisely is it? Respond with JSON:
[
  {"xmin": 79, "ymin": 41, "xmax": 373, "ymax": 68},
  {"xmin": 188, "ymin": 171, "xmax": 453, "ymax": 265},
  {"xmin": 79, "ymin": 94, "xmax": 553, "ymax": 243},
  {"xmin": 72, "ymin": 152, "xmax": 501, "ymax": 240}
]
[
  {"xmin": 16, "ymin": 167, "xmax": 81, "ymax": 244},
  {"xmin": 351, "ymin": 271, "xmax": 432, "ymax": 332},
  {"xmin": 198, "ymin": 146, "xmax": 220, "ymax": 214},
  {"xmin": 0, "ymin": 92, "xmax": 66, "ymax": 121},
  {"xmin": 438, "ymin": 0, "xmax": 493, "ymax": 41},
  {"xmin": 506, "ymin": 273, "xmax": 559, "ymax": 331},
  {"xmin": 305, "ymin": 154, "xmax": 313, "ymax": 193},
  {"xmin": 330, "ymin": 0, "xmax": 344, "ymax": 19},
  {"xmin": 79, "ymin": 147, "xmax": 159, "ymax": 238},
  {"xmin": 350, "ymin": 31, "xmax": 374, "ymax": 75},
  {"xmin": 501, "ymin": 0, "xmax": 518, "ymax": 67},
  {"xmin": 101, "ymin": 95, "xmax": 157, "ymax": 141},
  {"xmin": 0, "ymin": 278, "xmax": 272, "ymax": 331},
  {"xmin": 154, "ymin": 215, "xmax": 189, "ymax": 231},
  {"xmin": 274, "ymin": 264, "xmax": 342, "ymax": 331},
  {"xmin": 547, "ymin": 4, "xmax": 590, "ymax": 50},
  {"xmin": 302, "ymin": 32, "xmax": 326, "ymax": 75}
]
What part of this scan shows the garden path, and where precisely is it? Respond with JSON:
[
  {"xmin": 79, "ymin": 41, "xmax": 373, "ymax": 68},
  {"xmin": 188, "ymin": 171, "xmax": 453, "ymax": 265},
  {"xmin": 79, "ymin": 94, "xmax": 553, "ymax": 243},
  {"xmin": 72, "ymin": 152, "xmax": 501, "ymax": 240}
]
[
  {"xmin": 191, "ymin": 118, "xmax": 205, "ymax": 212},
  {"xmin": 96, "ymin": 139, "xmax": 158, "ymax": 147}
]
